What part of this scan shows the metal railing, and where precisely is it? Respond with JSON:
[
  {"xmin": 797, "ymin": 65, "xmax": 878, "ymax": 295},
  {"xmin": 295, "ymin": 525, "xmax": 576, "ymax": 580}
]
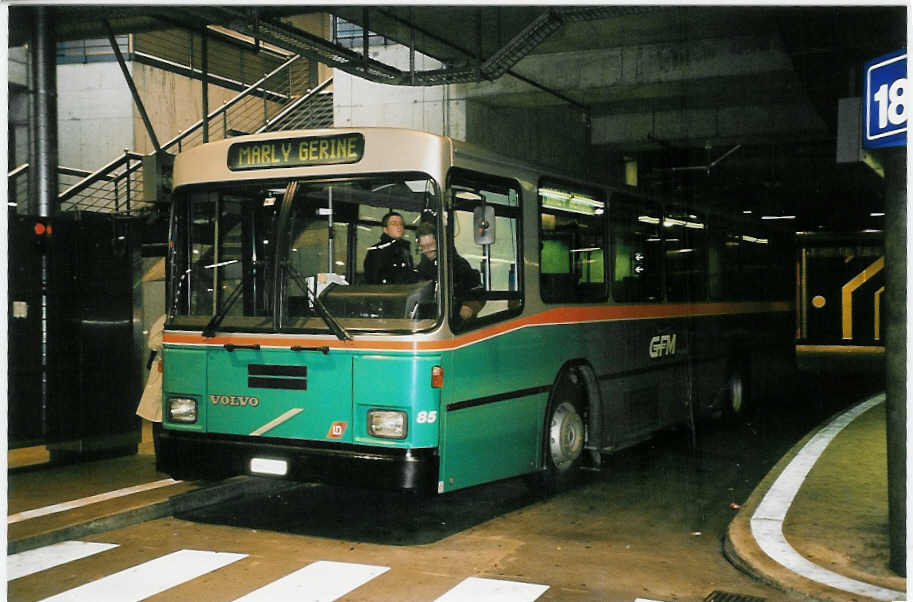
[
  {"xmin": 164, "ymin": 53, "xmax": 310, "ymax": 153},
  {"xmin": 258, "ymin": 77, "xmax": 334, "ymax": 133},
  {"xmin": 57, "ymin": 150, "xmax": 146, "ymax": 213},
  {"xmin": 10, "ymin": 53, "xmax": 335, "ymax": 215},
  {"xmin": 9, "ymin": 158, "xmax": 142, "ymax": 214}
]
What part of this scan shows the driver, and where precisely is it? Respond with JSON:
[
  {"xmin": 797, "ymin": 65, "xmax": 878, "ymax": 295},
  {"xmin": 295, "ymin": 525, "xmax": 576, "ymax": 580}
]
[
  {"xmin": 363, "ymin": 212, "xmax": 416, "ymax": 284},
  {"xmin": 415, "ymin": 223, "xmax": 484, "ymax": 323}
]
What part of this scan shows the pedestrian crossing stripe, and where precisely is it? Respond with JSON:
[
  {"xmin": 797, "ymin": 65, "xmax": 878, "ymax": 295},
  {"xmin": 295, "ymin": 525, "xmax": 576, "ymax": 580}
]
[
  {"xmin": 7, "ymin": 541, "xmax": 119, "ymax": 580},
  {"xmin": 233, "ymin": 560, "xmax": 389, "ymax": 601},
  {"xmin": 434, "ymin": 576, "xmax": 549, "ymax": 601},
  {"xmin": 37, "ymin": 549, "xmax": 247, "ymax": 602},
  {"xmin": 10, "ymin": 542, "xmax": 554, "ymax": 602}
]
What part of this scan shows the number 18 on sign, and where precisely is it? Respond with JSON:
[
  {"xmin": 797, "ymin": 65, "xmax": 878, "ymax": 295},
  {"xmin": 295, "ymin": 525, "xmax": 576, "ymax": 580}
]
[{"xmin": 864, "ymin": 49, "xmax": 907, "ymax": 149}]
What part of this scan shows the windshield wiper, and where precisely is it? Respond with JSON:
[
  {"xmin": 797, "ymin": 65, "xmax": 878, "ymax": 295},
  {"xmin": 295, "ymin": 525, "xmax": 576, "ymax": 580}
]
[
  {"xmin": 202, "ymin": 281, "xmax": 244, "ymax": 338},
  {"xmin": 284, "ymin": 262, "xmax": 352, "ymax": 341}
]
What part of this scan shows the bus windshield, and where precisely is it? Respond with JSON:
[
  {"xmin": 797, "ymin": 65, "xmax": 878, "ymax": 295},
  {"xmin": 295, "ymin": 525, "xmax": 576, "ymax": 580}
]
[
  {"xmin": 167, "ymin": 173, "xmax": 442, "ymax": 334},
  {"xmin": 282, "ymin": 174, "xmax": 441, "ymax": 333}
]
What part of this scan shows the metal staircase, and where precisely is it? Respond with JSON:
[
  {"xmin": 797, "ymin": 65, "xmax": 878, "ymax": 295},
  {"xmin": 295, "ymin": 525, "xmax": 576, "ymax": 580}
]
[{"xmin": 9, "ymin": 55, "xmax": 334, "ymax": 216}]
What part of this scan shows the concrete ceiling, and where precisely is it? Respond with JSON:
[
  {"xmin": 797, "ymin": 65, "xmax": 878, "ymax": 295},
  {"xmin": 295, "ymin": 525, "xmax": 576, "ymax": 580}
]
[
  {"xmin": 330, "ymin": 5, "xmax": 905, "ymax": 231},
  {"xmin": 9, "ymin": 4, "xmax": 906, "ymax": 231}
]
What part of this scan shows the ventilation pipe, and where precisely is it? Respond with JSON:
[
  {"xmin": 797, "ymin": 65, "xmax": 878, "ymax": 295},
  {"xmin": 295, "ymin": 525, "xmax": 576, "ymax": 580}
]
[{"xmin": 29, "ymin": 6, "xmax": 58, "ymax": 217}]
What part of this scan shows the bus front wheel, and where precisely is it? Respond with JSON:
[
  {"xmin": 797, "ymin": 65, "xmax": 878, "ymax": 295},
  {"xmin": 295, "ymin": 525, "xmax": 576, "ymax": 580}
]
[
  {"xmin": 548, "ymin": 401, "xmax": 585, "ymax": 473},
  {"xmin": 537, "ymin": 377, "xmax": 587, "ymax": 493}
]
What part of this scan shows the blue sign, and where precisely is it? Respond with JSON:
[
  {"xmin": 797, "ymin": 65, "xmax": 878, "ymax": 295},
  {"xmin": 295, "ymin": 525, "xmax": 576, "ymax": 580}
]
[{"xmin": 863, "ymin": 49, "xmax": 907, "ymax": 148}]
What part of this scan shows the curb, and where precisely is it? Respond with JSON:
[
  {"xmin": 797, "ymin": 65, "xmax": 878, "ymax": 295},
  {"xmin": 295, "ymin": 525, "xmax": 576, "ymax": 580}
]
[
  {"xmin": 9, "ymin": 476, "xmax": 298, "ymax": 555},
  {"xmin": 724, "ymin": 398, "xmax": 903, "ymax": 602}
]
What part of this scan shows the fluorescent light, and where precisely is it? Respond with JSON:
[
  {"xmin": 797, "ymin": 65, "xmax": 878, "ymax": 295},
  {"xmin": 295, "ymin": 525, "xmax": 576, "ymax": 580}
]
[
  {"xmin": 540, "ymin": 187, "xmax": 604, "ymax": 215},
  {"xmin": 870, "ymin": 212, "xmax": 885, "ymax": 217},
  {"xmin": 204, "ymin": 259, "xmax": 239, "ymax": 269},
  {"xmin": 539, "ymin": 188, "xmax": 571, "ymax": 201},
  {"xmin": 663, "ymin": 217, "xmax": 705, "ymax": 229},
  {"xmin": 638, "ymin": 216, "xmax": 660, "ymax": 225},
  {"xmin": 741, "ymin": 235, "xmax": 769, "ymax": 244},
  {"xmin": 761, "ymin": 215, "xmax": 796, "ymax": 220}
]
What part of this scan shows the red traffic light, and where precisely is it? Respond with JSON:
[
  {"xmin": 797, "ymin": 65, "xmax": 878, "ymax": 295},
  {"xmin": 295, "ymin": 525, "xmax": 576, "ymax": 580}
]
[{"xmin": 33, "ymin": 222, "xmax": 52, "ymax": 236}]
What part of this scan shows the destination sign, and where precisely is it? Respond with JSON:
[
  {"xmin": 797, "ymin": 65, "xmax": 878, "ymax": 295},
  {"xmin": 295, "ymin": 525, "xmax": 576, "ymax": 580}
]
[{"xmin": 227, "ymin": 133, "xmax": 365, "ymax": 171}]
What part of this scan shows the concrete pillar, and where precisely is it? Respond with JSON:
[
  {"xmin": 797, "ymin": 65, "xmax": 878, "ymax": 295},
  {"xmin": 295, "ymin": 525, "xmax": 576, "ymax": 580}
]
[
  {"xmin": 29, "ymin": 6, "xmax": 58, "ymax": 217},
  {"xmin": 883, "ymin": 147, "xmax": 906, "ymax": 576}
]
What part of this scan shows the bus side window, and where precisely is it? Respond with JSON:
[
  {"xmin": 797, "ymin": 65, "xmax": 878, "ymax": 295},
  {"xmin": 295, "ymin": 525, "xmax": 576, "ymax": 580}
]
[
  {"xmin": 741, "ymin": 231, "xmax": 791, "ymax": 300},
  {"xmin": 610, "ymin": 199, "xmax": 662, "ymax": 302},
  {"xmin": 709, "ymin": 223, "xmax": 744, "ymax": 301},
  {"xmin": 663, "ymin": 207, "xmax": 708, "ymax": 302},
  {"xmin": 449, "ymin": 170, "xmax": 523, "ymax": 330},
  {"xmin": 538, "ymin": 182, "xmax": 607, "ymax": 303}
]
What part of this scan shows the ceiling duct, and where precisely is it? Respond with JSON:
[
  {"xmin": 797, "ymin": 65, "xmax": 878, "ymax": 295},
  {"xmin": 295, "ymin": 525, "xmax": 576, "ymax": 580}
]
[
  {"xmin": 480, "ymin": 6, "xmax": 658, "ymax": 80},
  {"xmin": 174, "ymin": 6, "xmax": 658, "ymax": 87}
]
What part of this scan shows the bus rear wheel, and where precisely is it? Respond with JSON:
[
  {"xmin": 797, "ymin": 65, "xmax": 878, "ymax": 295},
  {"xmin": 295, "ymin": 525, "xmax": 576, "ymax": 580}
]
[{"xmin": 724, "ymin": 361, "xmax": 751, "ymax": 423}]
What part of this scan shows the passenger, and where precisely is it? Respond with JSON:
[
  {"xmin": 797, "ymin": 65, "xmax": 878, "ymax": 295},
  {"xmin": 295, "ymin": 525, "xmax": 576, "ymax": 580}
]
[
  {"xmin": 363, "ymin": 211, "xmax": 416, "ymax": 284},
  {"xmin": 136, "ymin": 314, "xmax": 165, "ymax": 455},
  {"xmin": 415, "ymin": 223, "xmax": 485, "ymax": 324}
]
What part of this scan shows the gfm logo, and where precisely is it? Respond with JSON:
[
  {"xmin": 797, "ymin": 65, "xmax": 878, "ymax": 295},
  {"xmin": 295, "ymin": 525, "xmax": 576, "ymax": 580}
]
[{"xmin": 649, "ymin": 334, "xmax": 677, "ymax": 359}]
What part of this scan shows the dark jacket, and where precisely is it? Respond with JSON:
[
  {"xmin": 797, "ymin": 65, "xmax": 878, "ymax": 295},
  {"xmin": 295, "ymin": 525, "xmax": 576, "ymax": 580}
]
[
  {"xmin": 416, "ymin": 252, "xmax": 482, "ymax": 300},
  {"xmin": 364, "ymin": 233, "xmax": 415, "ymax": 284}
]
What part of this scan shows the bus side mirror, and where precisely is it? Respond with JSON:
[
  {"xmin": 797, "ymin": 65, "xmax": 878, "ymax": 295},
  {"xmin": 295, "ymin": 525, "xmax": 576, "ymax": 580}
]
[{"xmin": 473, "ymin": 205, "xmax": 495, "ymax": 245}]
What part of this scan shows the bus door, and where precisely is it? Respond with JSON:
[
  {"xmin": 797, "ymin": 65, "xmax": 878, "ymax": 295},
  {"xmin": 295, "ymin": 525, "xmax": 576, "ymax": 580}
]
[
  {"xmin": 439, "ymin": 172, "xmax": 533, "ymax": 492},
  {"xmin": 658, "ymin": 206, "xmax": 706, "ymax": 425}
]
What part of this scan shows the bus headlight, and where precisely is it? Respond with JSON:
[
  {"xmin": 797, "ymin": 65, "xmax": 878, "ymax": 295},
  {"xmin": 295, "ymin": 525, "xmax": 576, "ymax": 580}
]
[
  {"xmin": 167, "ymin": 397, "xmax": 198, "ymax": 423},
  {"xmin": 367, "ymin": 410, "xmax": 407, "ymax": 439}
]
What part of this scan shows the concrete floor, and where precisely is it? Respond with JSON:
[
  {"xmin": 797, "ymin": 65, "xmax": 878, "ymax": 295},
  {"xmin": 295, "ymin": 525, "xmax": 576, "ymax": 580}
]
[{"xmin": 7, "ymin": 348, "xmax": 892, "ymax": 601}]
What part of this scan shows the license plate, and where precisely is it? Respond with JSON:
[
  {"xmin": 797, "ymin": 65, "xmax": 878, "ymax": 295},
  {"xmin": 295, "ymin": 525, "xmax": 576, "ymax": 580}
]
[{"xmin": 250, "ymin": 458, "xmax": 288, "ymax": 476}]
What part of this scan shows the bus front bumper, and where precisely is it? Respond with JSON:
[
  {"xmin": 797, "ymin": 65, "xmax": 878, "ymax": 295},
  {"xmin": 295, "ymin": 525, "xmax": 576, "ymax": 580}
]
[{"xmin": 157, "ymin": 430, "xmax": 439, "ymax": 493}]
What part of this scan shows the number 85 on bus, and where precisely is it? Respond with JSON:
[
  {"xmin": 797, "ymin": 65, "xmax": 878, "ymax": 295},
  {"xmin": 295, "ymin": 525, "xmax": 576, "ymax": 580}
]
[{"xmin": 864, "ymin": 49, "xmax": 907, "ymax": 149}]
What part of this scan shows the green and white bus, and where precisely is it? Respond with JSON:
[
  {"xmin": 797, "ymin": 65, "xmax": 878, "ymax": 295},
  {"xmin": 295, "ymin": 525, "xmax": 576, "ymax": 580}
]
[{"xmin": 158, "ymin": 127, "xmax": 794, "ymax": 494}]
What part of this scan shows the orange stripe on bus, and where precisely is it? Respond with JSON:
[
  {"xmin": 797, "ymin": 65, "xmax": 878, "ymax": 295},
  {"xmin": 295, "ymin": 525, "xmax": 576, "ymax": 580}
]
[{"xmin": 163, "ymin": 301, "xmax": 790, "ymax": 351}]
